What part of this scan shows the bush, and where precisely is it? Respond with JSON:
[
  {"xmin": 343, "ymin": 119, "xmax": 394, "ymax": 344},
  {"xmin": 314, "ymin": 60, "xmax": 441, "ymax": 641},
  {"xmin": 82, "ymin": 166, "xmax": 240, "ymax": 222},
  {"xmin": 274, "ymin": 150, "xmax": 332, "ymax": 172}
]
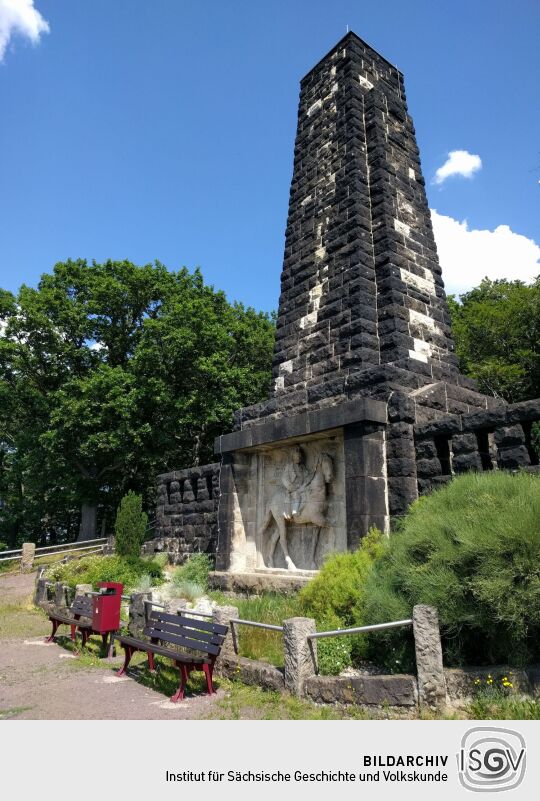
[
  {"xmin": 169, "ymin": 580, "xmax": 206, "ymax": 603},
  {"xmin": 114, "ymin": 492, "xmax": 148, "ymax": 558},
  {"xmin": 0, "ymin": 542, "xmax": 7, "ymax": 552},
  {"xmin": 172, "ymin": 552, "xmax": 213, "ymax": 591},
  {"xmin": 46, "ymin": 554, "xmax": 163, "ymax": 591},
  {"xmin": 361, "ymin": 471, "xmax": 540, "ymax": 671},
  {"xmin": 316, "ymin": 613, "xmax": 353, "ymax": 675},
  {"xmin": 298, "ymin": 528, "xmax": 387, "ymax": 625}
]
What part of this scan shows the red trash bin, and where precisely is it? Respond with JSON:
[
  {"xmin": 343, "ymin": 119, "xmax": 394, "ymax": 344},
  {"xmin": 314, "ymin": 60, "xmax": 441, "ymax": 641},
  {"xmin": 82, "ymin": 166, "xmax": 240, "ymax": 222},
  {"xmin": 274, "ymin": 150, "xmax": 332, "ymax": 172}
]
[{"xmin": 92, "ymin": 582, "xmax": 123, "ymax": 635}]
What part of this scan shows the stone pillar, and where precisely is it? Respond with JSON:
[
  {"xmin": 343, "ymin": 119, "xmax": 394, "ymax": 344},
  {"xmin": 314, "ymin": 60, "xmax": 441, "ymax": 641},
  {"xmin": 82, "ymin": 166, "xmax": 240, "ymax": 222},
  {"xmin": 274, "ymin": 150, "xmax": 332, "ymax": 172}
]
[
  {"xmin": 283, "ymin": 617, "xmax": 317, "ymax": 696},
  {"xmin": 54, "ymin": 582, "xmax": 69, "ymax": 609},
  {"xmin": 344, "ymin": 424, "xmax": 389, "ymax": 546},
  {"xmin": 212, "ymin": 605, "xmax": 239, "ymax": 666},
  {"xmin": 104, "ymin": 535, "xmax": 116, "ymax": 556},
  {"xmin": 20, "ymin": 542, "xmax": 35, "ymax": 571},
  {"xmin": 129, "ymin": 592, "xmax": 152, "ymax": 636},
  {"xmin": 412, "ymin": 604, "xmax": 447, "ymax": 710},
  {"xmin": 34, "ymin": 577, "xmax": 48, "ymax": 607}
]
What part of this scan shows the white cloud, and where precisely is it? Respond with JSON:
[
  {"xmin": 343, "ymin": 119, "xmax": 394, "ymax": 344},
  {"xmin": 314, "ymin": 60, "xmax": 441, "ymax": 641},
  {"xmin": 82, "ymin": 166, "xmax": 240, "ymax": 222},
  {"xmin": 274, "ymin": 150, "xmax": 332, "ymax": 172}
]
[
  {"xmin": 431, "ymin": 210, "xmax": 540, "ymax": 296},
  {"xmin": 0, "ymin": 0, "xmax": 49, "ymax": 62},
  {"xmin": 434, "ymin": 150, "xmax": 482, "ymax": 185}
]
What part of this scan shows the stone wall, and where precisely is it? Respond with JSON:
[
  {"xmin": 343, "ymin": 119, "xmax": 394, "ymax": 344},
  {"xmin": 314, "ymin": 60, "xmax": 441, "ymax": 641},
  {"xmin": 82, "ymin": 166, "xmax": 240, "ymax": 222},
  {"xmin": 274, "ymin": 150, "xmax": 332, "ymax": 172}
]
[
  {"xmin": 415, "ymin": 398, "xmax": 540, "ymax": 494},
  {"xmin": 150, "ymin": 464, "xmax": 220, "ymax": 563}
]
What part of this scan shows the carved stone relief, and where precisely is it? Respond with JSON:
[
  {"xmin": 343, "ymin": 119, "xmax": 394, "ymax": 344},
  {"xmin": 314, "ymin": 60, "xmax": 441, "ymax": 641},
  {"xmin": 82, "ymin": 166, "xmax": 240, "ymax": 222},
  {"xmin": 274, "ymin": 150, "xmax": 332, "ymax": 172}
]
[{"xmin": 228, "ymin": 434, "xmax": 345, "ymax": 573}]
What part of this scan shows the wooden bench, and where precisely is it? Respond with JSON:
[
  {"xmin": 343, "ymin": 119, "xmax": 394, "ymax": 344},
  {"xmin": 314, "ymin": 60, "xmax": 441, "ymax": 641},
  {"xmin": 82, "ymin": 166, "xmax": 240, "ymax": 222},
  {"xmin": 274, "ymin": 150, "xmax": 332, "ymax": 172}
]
[
  {"xmin": 46, "ymin": 594, "xmax": 110, "ymax": 650},
  {"xmin": 114, "ymin": 610, "xmax": 228, "ymax": 702}
]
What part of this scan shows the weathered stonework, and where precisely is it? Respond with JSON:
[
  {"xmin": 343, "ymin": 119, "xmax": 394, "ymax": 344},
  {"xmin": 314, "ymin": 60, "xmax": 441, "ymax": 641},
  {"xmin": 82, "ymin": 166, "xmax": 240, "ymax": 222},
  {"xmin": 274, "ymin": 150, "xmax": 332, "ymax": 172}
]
[
  {"xmin": 283, "ymin": 616, "xmax": 318, "ymax": 696},
  {"xmin": 150, "ymin": 464, "xmax": 220, "ymax": 563},
  {"xmin": 154, "ymin": 32, "xmax": 540, "ymax": 579},
  {"xmin": 412, "ymin": 604, "xmax": 447, "ymax": 709}
]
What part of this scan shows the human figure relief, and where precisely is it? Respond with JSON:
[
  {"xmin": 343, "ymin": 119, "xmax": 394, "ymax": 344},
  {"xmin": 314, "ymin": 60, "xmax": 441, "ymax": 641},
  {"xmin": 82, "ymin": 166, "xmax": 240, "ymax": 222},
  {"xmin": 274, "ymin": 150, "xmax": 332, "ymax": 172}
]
[
  {"xmin": 281, "ymin": 444, "xmax": 309, "ymax": 519},
  {"xmin": 259, "ymin": 446, "xmax": 334, "ymax": 571}
]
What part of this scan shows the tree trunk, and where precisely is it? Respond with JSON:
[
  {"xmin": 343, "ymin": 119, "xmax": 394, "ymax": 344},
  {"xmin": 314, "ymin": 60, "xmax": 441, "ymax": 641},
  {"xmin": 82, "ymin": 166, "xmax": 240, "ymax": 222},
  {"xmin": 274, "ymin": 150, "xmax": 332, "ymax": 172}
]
[{"xmin": 78, "ymin": 503, "xmax": 98, "ymax": 541}]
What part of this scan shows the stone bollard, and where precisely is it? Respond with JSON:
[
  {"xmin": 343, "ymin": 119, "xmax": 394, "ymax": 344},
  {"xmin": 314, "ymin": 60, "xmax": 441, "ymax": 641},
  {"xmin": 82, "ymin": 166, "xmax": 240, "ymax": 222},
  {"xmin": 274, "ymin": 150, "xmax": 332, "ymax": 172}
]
[
  {"xmin": 104, "ymin": 535, "xmax": 116, "ymax": 556},
  {"xmin": 34, "ymin": 577, "xmax": 48, "ymax": 607},
  {"xmin": 54, "ymin": 582, "xmax": 69, "ymax": 609},
  {"xmin": 129, "ymin": 592, "xmax": 152, "ymax": 636},
  {"xmin": 212, "ymin": 605, "xmax": 239, "ymax": 667},
  {"xmin": 20, "ymin": 542, "xmax": 36, "ymax": 571},
  {"xmin": 413, "ymin": 604, "xmax": 448, "ymax": 710},
  {"xmin": 283, "ymin": 617, "xmax": 317, "ymax": 697}
]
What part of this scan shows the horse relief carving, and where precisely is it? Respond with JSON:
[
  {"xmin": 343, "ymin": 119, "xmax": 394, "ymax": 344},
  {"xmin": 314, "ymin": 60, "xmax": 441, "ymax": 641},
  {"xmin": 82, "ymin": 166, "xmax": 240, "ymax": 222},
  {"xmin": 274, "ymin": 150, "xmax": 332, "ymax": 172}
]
[{"xmin": 259, "ymin": 444, "xmax": 334, "ymax": 570}]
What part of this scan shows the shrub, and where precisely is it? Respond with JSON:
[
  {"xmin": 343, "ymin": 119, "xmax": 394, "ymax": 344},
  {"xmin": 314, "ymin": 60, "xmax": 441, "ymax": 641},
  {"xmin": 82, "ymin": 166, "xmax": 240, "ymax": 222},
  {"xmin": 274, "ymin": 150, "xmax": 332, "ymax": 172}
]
[
  {"xmin": 361, "ymin": 471, "xmax": 540, "ymax": 671},
  {"xmin": 316, "ymin": 613, "xmax": 353, "ymax": 676},
  {"xmin": 298, "ymin": 528, "xmax": 387, "ymax": 625},
  {"xmin": 0, "ymin": 542, "xmax": 7, "ymax": 552},
  {"xmin": 114, "ymin": 492, "xmax": 148, "ymax": 558},
  {"xmin": 45, "ymin": 554, "xmax": 163, "ymax": 591},
  {"xmin": 169, "ymin": 580, "xmax": 205, "ymax": 603},
  {"xmin": 172, "ymin": 552, "xmax": 213, "ymax": 591}
]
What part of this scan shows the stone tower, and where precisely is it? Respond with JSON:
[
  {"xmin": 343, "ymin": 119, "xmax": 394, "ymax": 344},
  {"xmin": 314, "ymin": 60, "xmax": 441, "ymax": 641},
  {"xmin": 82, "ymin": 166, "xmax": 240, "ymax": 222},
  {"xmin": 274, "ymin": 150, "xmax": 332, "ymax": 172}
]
[
  {"xmin": 272, "ymin": 32, "xmax": 460, "ymax": 403},
  {"xmin": 153, "ymin": 33, "xmax": 539, "ymax": 586}
]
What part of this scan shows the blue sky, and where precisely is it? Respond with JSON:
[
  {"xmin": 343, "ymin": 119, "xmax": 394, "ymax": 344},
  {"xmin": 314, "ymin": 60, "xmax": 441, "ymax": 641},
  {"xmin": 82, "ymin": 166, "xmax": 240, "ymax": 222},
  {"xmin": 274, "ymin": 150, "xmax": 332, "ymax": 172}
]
[{"xmin": 1, "ymin": 0, "xmax": 539, "ymax": 312}]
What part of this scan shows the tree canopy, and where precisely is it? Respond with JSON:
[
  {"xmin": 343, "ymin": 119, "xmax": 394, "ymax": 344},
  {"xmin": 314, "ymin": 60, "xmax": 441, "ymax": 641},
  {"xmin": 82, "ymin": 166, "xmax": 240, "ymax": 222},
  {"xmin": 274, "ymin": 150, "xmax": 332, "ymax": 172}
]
[
  {"xmin": 448, "ymin": 277, "xmax": 540, "ymax": 402},
  {"xmin": 0, "ymin": 260, "xmax": 274, "ymax": 545}
]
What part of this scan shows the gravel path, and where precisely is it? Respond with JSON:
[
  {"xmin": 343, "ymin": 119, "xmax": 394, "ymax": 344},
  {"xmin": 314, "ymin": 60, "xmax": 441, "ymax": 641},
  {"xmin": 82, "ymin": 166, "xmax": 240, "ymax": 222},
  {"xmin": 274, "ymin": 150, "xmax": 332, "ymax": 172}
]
[{"xmin": 0, "ymin": 572, "xmax": 225, "ymax": 720}]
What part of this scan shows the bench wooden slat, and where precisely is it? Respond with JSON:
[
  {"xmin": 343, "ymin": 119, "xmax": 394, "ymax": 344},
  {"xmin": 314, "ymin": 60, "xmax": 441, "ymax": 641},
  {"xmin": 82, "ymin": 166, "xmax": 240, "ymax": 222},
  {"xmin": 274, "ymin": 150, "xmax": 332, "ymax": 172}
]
[
  {"xmin": 149, "ymin": 610, "xmax": 227, "ymax": 635},
  {"xmin": 49, "ymin": 613, "xmax": 92, "ymax": 629},
  {"xmin": 144, "ymin": 620, "xmax": 225, "ymax": 647},
  {"xmin": 116, "ymin": 635, "xmax": 211, "ymax": 664},
  {"xmin": 144, "ymin": 627, "xmax": 221, "ymax": 655}
]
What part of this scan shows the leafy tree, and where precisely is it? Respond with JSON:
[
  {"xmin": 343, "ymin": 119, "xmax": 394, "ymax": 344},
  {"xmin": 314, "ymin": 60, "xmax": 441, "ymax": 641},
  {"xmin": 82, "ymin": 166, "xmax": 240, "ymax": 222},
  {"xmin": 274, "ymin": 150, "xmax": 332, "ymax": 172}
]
[
  {"xmin": 0, "ymin": 260, "xmax": 275, "ymax": 545},
  {"xmin": 448, "ymin": 277, "xmax": 540, "ymax": 402},
  {"xmin": 114, "ymin": 492, "xmax": 148, "ymax": 558}
]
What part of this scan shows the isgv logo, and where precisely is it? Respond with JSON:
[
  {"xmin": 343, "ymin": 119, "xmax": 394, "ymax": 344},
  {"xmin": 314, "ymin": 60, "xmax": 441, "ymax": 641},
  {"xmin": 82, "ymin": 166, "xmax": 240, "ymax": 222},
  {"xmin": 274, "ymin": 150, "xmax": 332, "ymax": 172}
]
[{"xmin": 458, "ymin": 727, "xmax": 526, "ymax": 792}]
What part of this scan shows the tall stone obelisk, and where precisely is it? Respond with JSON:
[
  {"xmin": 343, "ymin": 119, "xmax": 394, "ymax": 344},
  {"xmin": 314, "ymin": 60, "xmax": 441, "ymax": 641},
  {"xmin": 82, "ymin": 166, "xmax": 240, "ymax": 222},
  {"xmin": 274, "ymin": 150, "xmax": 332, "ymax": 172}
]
[{"xmin": 211, "ymin": 33, "xmax": 502, "ymax": 577}]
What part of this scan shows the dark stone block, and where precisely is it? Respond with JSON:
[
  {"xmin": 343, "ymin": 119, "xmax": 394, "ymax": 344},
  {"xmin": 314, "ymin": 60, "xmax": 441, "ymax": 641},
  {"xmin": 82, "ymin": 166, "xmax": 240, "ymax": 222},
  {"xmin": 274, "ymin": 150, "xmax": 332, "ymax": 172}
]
[
  {"xmin": 451, "ymin": 433, "xmax": 479, "ymax": 455},
  {"xmin": 344, "ymin": 424, "xmax": 386, "ymax": 477},
  {"xmin": 414, "ymin": 417, "xmax": 462, "ymax": 437},
  {"xmin": 506, "ymin": 400, "xmax": 540, "ymax": 424},
  {"xmin": 416, "ymin": 458, "xmax": 443, "ymax": 479},
  {"xmin": 386, "ymin": 457, "xmax": 417, "ymax": 477},
  {"xmin": 494, "ymin": 424, "xmax": 527, "ymax": 448},
  {"xmin": 387, "ymin": 477, "xmax": 418, "ymax": 515},
  {"xmin": 452, "ymin": 453, "xmax": 482, "ymax": 473},
  {"xmin": 497, "ymin": 446, "xmax": 531, "ymax": 470}
]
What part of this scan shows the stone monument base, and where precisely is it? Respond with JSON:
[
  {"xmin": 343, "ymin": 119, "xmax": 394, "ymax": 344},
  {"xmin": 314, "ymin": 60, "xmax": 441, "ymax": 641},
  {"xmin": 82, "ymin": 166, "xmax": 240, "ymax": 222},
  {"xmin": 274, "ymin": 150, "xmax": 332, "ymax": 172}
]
[{"xmin": 209, "ymin": 569, "xmax": 316, "ymax": 596}]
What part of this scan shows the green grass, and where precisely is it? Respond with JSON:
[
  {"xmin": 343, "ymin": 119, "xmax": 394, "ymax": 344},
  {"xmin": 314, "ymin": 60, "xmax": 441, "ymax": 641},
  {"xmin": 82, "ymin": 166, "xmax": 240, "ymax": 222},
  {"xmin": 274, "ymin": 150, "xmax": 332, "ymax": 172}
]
[
  {"xmin": 0, "ymin": 706, "xmax": 34, "ymax": 719},
  {"xmin": 0, "ymin": 598, "xmax": 50, "ymax": 639},
  {"xmin": 209, "ymin": 591, "xmax": 301, "ymax": 667},
  {"xmin": 468, "ymin": 691, "xmax": 540, "ymax": 720},
  {"xmin": 204, "ymin": 681, "xmax": 372, "ymax": 720}
]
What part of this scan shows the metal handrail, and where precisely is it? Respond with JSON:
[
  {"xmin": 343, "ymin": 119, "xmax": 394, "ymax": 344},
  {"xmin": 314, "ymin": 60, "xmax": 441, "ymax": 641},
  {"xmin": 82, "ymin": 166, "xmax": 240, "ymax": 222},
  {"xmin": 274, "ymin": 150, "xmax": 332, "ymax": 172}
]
[
  {"xmin": 307, "ymin": 618, "xmax": 413, "ymax": 640},
  {"xmin": 35, "ymin": 538, "xmax": 107, "ymax": 552},
  {"xmin": 230, "ymin": 618, "xmax": 284, "ymax": 633},
  {"xmin": 142, "ymin": 599, "xmax": 212, "ymax": 618},
  {"xmin": 0, "ymin": 544, "xmax": 104, "ymax": 562},
  {"xmin": 0, "ymin": 537, "xmax": 107, "ymax": 557}
]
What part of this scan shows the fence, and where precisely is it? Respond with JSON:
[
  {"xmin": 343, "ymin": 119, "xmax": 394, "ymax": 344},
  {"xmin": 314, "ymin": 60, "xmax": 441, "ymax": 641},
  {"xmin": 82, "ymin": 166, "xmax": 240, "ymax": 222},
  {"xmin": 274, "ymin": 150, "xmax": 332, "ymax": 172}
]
[
  {"xmin": 0, "ymin": 538, "xmax": 108, "ymax": 567},
  {"xmin": 32, "ymin": 576, "xmax": 447, "ymax": 711}
]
